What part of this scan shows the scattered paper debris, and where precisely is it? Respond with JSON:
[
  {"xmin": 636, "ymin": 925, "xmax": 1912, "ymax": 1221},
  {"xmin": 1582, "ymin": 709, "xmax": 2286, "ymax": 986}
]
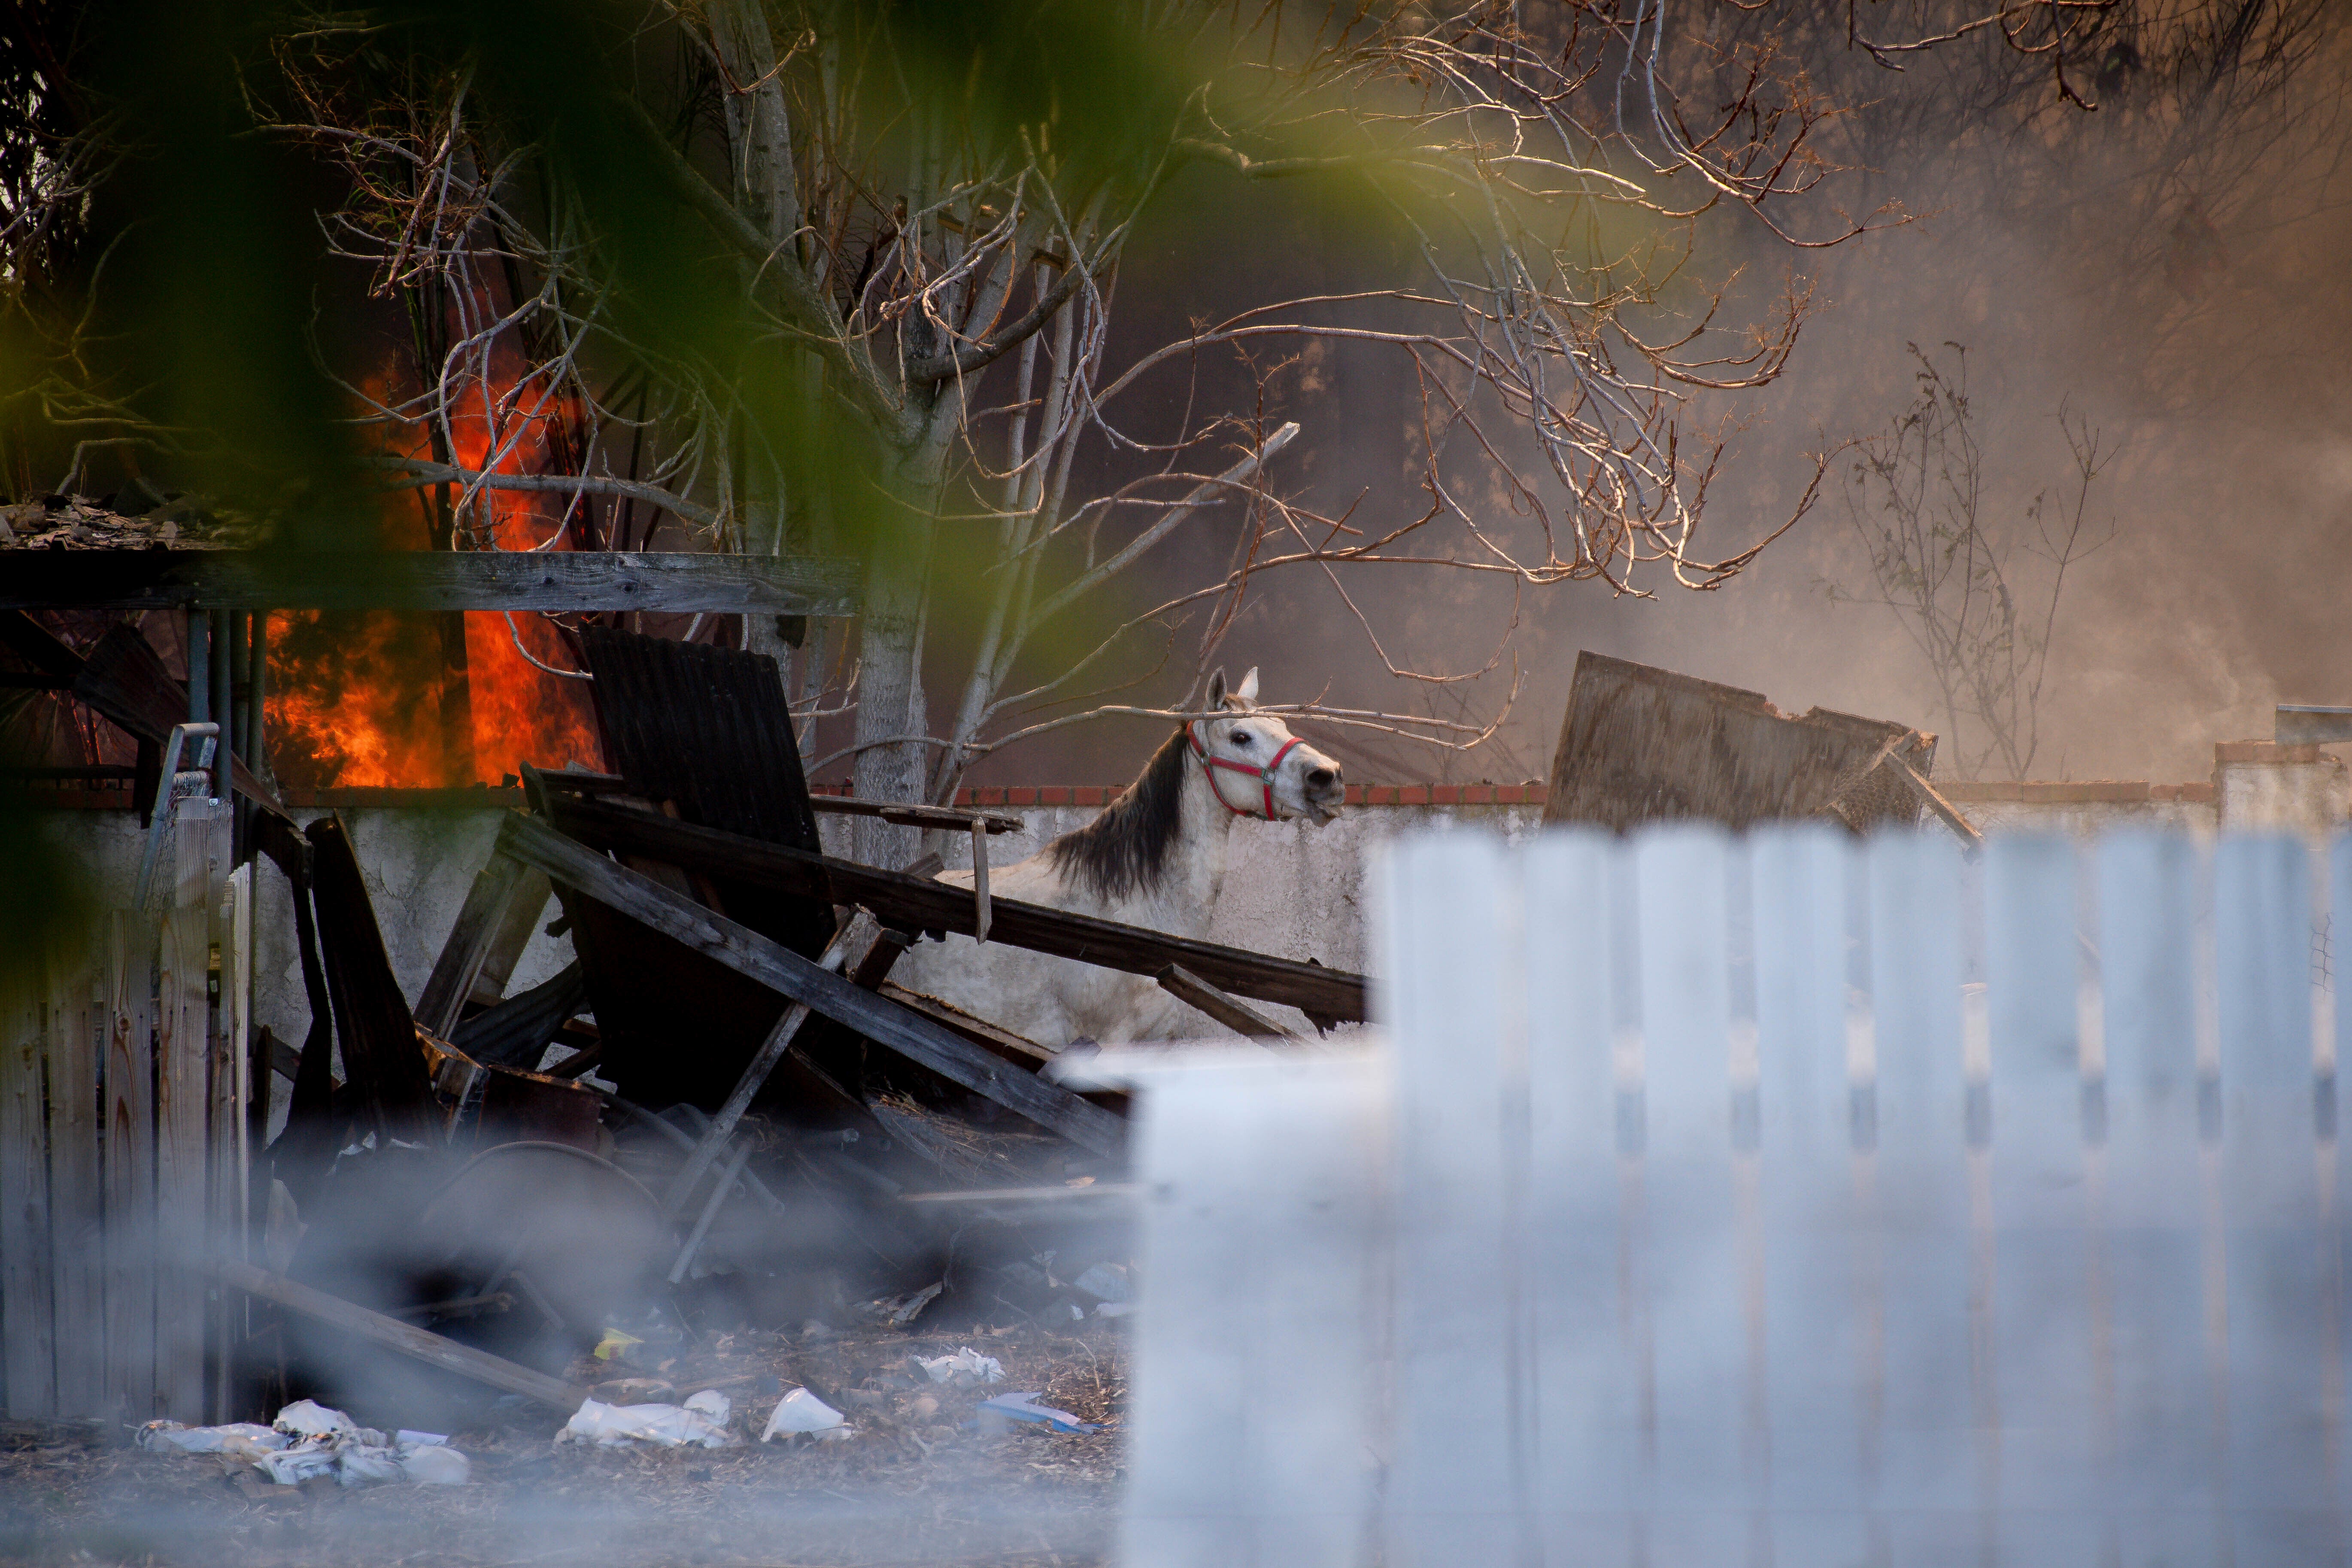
[
  {"xmin": 1072, "ymin": 1262, "xmax": 1131, "ymax": 1303},
  {"xmin": 136, "ymin": 1421, "xmax": 288, "ymax": 1458},
  {"xmin": 759, "ymin": 1387, "xmax": 850, "ymax": 1442},
  {"xmin": 399, "ymin": 1443, "xmax": 471, "ymax": 1485},
  {"xmin": 561, "ymin": 1397, "xmax": 737, "ymax": 1448},
  {"xmin": 914, "ymin": 1347, "xmax": 1006, "ymax": 1386}
]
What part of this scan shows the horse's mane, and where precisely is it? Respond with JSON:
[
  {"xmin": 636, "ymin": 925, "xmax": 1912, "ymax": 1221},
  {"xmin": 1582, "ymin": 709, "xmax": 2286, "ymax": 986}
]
[{"xmin": 1046, "ymin": 725, "xmax": 1192, "ymax": 902}]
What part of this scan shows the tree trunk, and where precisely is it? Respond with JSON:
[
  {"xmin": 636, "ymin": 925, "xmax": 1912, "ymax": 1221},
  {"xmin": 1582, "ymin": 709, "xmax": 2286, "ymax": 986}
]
[{"xmin": 849, "ymin": 499, "xmax": 933, "ymax": 865}]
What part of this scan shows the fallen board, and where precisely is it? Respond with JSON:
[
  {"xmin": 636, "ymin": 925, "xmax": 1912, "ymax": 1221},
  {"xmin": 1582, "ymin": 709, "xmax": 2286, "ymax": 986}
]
[
  {"xmin": 539, "ymin": 786, "xmax": 1369, "ymax": 1026},
  {"xmin": 218, "ymin": 1261, "xmax": 588, "ymax": 1412},
  {"xmin": 495, "ymin": 813, "xmax": 1128, "ymax": 1156},
  {"xmin": 1541, "ymin": 650, "xmax": 1938, "ymax": 833},
  {"xmin": 0, "ymin": 550, "xmax": 860, "ymax": 616}
]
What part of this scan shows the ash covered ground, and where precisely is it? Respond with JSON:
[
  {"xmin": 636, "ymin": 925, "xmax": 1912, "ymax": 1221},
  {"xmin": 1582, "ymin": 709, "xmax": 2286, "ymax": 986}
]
[{"xmin": 0, "ymin": 1318, "xmax": 1127, "ymax": 1567}]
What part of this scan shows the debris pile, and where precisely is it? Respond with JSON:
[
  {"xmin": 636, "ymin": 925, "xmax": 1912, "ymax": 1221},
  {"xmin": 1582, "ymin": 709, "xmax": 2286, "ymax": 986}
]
[
  {"xmin": 138, "ymin": 1399, "xmax": 470, "ymax": 1489},
  {"xmin": 204, "ymin": 627, "xmax": 1361, "ymax": 1452}
]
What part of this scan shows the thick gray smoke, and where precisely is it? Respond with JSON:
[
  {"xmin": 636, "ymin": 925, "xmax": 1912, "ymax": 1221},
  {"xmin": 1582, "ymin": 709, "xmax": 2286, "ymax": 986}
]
[{"xmin": 1036, "ymin": 9, "xmax": 2352, "ymax": 791}]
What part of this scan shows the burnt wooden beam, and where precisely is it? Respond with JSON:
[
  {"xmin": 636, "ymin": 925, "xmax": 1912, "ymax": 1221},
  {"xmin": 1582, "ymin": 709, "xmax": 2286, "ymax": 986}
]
[
  {"xmin": 494, "ymin": 812, "xmax": 1127, "ymax": 1156},
  {"xmin": 413, "ymin": 852, "xmax": 534, "ymax": 1037},
  {"xmin": 805, "ymin": 796, "xmax": 1026, "ymax": 834},
  {"xmin": 540, "ymin": 787, "xmax": 1368, "ymax": 1026},
  {"xmin": 1157, "ymin": 962, "xmax": 1304, "ymax": 1042},
  {"xmin": 218, "ymin": 1261, "xmax": 586, "ymax": 1410},
  {"xmin": 0, "ymin": 550, "xmax": 860, "ymax": 616},
  {"xmin": 306, "ymin": 816, "xmax": 440, "ymax": 1144}
]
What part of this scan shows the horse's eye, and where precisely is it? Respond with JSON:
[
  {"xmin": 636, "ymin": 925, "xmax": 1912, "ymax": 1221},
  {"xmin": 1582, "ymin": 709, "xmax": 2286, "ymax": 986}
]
[{"xmin": 1231, "ymin": 730, "xmax": 1252, "ymax": 747}]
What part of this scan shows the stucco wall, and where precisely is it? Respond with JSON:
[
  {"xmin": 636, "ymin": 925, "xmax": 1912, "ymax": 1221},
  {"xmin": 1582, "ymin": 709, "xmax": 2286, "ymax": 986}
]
[{"xmin": 30, "ymin": 737, "xmax": 2350, "ymax": 1058}]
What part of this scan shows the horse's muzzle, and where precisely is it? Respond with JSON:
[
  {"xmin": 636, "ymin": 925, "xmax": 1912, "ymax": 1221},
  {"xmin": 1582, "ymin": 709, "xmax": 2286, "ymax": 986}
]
[{"xmin": 1303, "ymin": 765, "xmax": 1345, "ymax": 822}]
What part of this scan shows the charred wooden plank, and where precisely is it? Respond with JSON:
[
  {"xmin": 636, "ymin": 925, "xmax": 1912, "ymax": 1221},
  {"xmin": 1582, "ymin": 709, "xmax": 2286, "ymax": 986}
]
[
  {"xmin": 218, "ymin": 1261, "xmax": 587, "ymax": 1411},
  {"xmin": 1156, "ymin": 963, "xmax": 1303, "ymax": 1042},
  {"xmin": 304, "ymin": 816, "xmax": 438, "ymax": 1144},
  {"xmin": 413, "ymin": 853, "xmax": 534, "ymax": 1037},
  {"xmin": 874, "ymin": 983, "xmax": 1057, "ymax": 1072},
  {"xmin": 540, "ymin": 788, "xmax": 1369, "ymax": 1025},
  {"xmin": 0, "ymin": 550, "xmax": 859, "ymax": 616},
  {"xmin": 495, "ymin": 813, "xmax": 1126, "ymax": 1156},
  {"xmin": 805, "ymin": 796, "xmax": 1026, "ymax": 834}
]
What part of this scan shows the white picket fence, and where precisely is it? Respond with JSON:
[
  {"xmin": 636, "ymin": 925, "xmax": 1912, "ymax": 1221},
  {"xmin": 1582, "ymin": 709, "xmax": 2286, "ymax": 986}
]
[{"xmin": 1117, "ymin": 825, "xmax": 2352, "ymax": 1568}]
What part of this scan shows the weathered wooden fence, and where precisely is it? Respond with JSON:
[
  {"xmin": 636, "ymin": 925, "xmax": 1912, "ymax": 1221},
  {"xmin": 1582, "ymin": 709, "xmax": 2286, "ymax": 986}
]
[
  {"xmin": 1, "ymin": 793, "xmax": 243, "ymax": 1425},
  {"xmin": 1120, "ymin": 825, "xmax": 2352, "ymax": 1567}
]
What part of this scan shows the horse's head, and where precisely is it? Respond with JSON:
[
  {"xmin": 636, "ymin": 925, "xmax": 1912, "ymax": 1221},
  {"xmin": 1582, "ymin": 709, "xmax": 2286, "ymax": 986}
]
[{"xmin": 1190, "ymin": 667, "xmax": 1346, "ymax": 824}]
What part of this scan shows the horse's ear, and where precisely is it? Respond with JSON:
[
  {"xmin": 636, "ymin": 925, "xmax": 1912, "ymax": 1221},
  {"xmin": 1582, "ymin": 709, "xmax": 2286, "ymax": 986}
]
[
  {"xmin": 1234, "ymin": 667, "xmax": 1260, "ymax": 706},
  {"xmin": 1205, "ymin": 668, "xmax": 1226, "ymax": 710}
]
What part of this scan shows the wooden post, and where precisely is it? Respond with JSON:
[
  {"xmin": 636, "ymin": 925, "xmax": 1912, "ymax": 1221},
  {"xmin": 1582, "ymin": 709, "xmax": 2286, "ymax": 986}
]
[
  {"xmin": 155, "ymin": 795, "xmax": 229, "ymax": 1419},
  {"xmin": 212, "ymin": 863, "xmax": 252, "ymax": 1420},
  {"xmin": 103, "ymin": 911, "xmax": 156, "ymax": 1422},
  {"xmin": 51, "ymin": 937, "xmax": 106, "ymax": 1416},
  {"xmin": 1, "ymin": 958, "xmax": 56, "ymax": 1417}
]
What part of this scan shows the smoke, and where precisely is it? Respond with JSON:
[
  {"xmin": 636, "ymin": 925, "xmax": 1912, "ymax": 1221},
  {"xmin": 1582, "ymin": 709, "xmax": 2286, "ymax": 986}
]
[{"xmin": 1005, "ymin": 7, "xmax": 2352, "ymax": 791}]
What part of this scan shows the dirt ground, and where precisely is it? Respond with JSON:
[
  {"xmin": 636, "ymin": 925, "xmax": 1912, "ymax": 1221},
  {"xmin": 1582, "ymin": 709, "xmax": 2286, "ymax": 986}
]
[{"xmin": 0, "ymin": 1319, "xmax": 1128, "ymax": 1567}]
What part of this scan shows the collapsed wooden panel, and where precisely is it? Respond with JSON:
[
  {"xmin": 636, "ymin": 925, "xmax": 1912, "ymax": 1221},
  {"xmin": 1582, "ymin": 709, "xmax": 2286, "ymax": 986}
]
[
  {"xmin": 1541, "ymin": 650, "xmax": 1936, "ymax": 833},
  {"xmin": 497, "ymin": 813, "xmax": 1127, "ymax": 1156},
  {"xmin": 542, "ymin": 788, "xmax": 1371, "ymax": 1026}
]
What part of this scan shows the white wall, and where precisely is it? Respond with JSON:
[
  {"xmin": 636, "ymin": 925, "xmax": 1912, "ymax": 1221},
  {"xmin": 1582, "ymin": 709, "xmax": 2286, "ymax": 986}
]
[{"xmin": 38, "ymin": 743, "xmax": 2349, "ymax": 1062}]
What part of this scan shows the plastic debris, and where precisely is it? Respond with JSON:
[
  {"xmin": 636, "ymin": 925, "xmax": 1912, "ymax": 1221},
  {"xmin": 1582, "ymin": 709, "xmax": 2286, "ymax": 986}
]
[
  {"xmin": 594, "ymin": 1327, "xmax": 645, "ymax": 1362},
  {"xmin": 759, "ymin": 1387, "xmax": 850, "ymax": 1442},
  {"xmin": 137, "ymin": 1421, "xmax": 289, "ymax": 1457},
  {"xmin": 1094, "ymin": 1301, "xmax": 1135, "ymax": 1319},
  {"xmin": 274, "ymin": 1399, "xmax": 378, "ymax": 1444},
  {"xmin": 977, "ymin": 1392, "xmax": 1099, "ymax": 1434},
  {"xmin": 683, "ymin": 1389, "xmax": 731, "ymax": 1425},
  {"xmin": 257, "ymin": 1442, "xmax": 340, "ymax": 1486},
  {"xmin": 394, "ymin": 1428, "xmax": 448, "ymax": 1448},
  {"xmin": 336, "ymin": 1444, "xmax": 404, "ymax": 1486},
  {"xmin": 914, "ymin": 1347, "xmax": 1005, "ymax": 1386},
  {"xmin": 560, "ymin": 1397, "xmax": 737, "ymax": 1448},
  {"xmin": 1072, "ymin": 1262, "xmax": 1131, "ymax": 1303},
  {"xmin": 399, "ymin": 1443, "xmax": 471, "ymax": 1485}
]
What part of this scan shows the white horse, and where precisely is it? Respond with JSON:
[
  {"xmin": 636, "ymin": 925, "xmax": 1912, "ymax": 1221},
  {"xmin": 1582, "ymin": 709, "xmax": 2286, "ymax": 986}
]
[{"xmin": 892, "ymin": 668, "xmax": 1346, "ymax": 1046}]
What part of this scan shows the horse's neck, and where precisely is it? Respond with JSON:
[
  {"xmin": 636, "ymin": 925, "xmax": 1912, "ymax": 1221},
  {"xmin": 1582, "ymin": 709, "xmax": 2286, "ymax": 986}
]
[{"xmin": 1106, "ymin": 758, "xmax": 1235, "ymax": 937}]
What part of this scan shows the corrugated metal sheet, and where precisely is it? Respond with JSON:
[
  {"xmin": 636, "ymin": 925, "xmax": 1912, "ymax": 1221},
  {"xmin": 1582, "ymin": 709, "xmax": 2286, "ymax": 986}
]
[
  {"xmin": 1542, "ymin": 650, "xmax": 1935, "ymax": 833},
  {"xmin": 452, "ymin": 960, "xmax": 586, "ymax": 1069},
  {"xmin": 580, "ymin": 626, "xmax": 833, "ymax": 956},
  {"xmin": 581, "ymin": 627, "xmax": 824, "ymax": 852}
]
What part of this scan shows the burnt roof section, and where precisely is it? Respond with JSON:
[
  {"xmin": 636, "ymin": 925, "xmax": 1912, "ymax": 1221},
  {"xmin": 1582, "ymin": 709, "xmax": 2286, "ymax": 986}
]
[
  {"xmin": 1543, "ymin": 650, "xmax": 1936, "ymax": 834},
  {"xmin": 577, "ymin": 626, "xmax": 835, "ymax": 973},
  {"xmin": 581, "ymin": 626, "xmax": 824, "ymax": 853},
  {"xmin": 0, "ymin": 493, "xmax": 259, "ymax": 550}
]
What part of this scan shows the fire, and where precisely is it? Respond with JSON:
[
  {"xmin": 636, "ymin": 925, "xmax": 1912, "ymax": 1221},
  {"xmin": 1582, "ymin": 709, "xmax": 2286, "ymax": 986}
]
[
  {"xmin": 263, "ymin": 330, "xmax": 611, "ymax": 789},
  {"xmin": 464, "ymin": 611, "xmax": 603, "ymax": 781},
  {"xmin": 263, "ymin": 609, "xmax": 602, "ymax": 790}
]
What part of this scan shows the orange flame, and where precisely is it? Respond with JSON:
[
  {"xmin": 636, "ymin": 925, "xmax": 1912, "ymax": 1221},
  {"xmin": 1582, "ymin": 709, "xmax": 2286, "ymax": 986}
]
[{"xmin": 263, "ymin": 342, "xmax": 609, "ymax": 789}]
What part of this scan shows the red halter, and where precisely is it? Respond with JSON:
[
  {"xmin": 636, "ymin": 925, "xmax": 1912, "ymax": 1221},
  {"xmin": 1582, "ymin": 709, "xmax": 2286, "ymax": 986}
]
[{"xmin": 1190, "ymin": 721, "xmax": 1303, "ymax": 819}]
